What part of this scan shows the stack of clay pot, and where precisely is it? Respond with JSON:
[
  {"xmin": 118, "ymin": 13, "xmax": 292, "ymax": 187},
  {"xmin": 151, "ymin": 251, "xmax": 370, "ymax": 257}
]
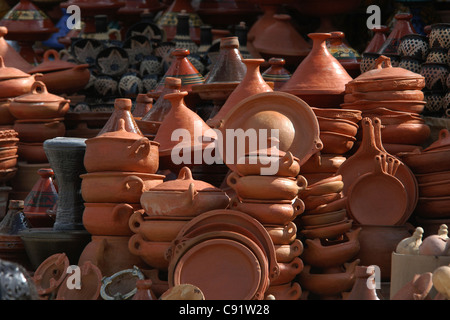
[
  {"xmin": 400, "ymin": 129, "xmax": 450, "ymax": 235},
  {"xmin": 227, "ymin": 141, "xmax": 306, "ymax": 300},
  {"xmin": 128, "ymin": 166, "xmax": 230, "ymax": 275},
  {"xmin": 0, "ymin": 128, "xmax": 19, "ymax": 188},
  {"xmin": 8, "ymin": 81, "xmax": 70, "ymax": 164},
  {"xmin": 296, "ymin": 174, "xmax": 361, "ymax": 300},
  {"xmin": 342, "ymin": 55, "xmax": 430, "ymax": 156},
  {"xmin": 78, "ymin": 98, "xmax": 164, "ymax": 277}
]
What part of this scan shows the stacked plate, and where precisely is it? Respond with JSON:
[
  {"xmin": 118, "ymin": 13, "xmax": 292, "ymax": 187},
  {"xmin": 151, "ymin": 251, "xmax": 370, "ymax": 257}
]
[
  {"xmin": 0, "ymin": 129, "xmax": 19, "ymax": 183},
  {"xmin": 296, "ymin": 175, "xmax": 360, "ymax": 299},
  {"xmin": 400, "ymin": 129, "xmax": 450, "ymax": 233},
  {"xmin": 342, "ymin": 55, "xmax": 430, "ymax": 155},
  {"xmin": 165, "ymin": 209, "xmax": 278, "ymax": 300}
]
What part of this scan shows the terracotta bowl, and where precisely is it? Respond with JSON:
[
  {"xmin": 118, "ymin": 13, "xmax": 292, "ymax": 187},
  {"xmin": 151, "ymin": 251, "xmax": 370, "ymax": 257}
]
[
  {"xmin": 300, "ymin": 219, "xmax": 353, "ymax": 239},
  {"xmin": 383, "ymin": 143, "xmax": 423, "ymax": 155},
  {"xmin": 300, "ymin": 209, "xmax": 347, "ymax": 227},
  {"xmin": 0, "ymin": 155, "xmax": 17, "ymax": 170},
  {"xmin": 317, "ymin": 116, "xmax": 359, "ymax": 136},
  {"xmin": 0, "ymin": 146, "xmax": 18, "ymax": 159},
  {"xmin": 400, "ymin": 149, "xmax": 450, "ymax": 174},
  {"xmin": 128, "ymin": 234, "xmax": 171, "ymax": 270},
  {"xmin": 300, "ymin": 153, "xmax": 346, "ymax": 173},
  {"xmin": 377, "ymin": 122, "xmax": 431, "ymax": 145},
  {"xmin": 128, "ymin": 211, "xmax": 191, "ymax": 242},
  {"xmin": 13, "ymin": 118, "xmax": 65, "ymax": 143},
  {"xmin": 418, "ymin": 179, "xmax": 450, "ymax": 198},
  {"xmin": 306, "ymin": 196, "xmax": 348, "ymax": 215},
  {"xmin": 415, "ymin": 170, "xmax": 450, "ymax": 184},
  {"xmin": 319, "ymin": 131, "xmax": 356, "ymax": 154},
  {"xmin": 299, "ymin": 176, "xmax": 344, "ymax": 198},
  {"xmin": 82, "ymin": 202, "xmax": 141, "ymax": 236},
  {"xmin": 301, "ymin": 172, "xmax": 336, "ymax": 185},
  {"xmin": 415, "ymin": 196, "xmax": 450, "ymax": 219},
  {"xmin": 80, "ymin": 172, "xmax": 165, "ymax": 203},
  {"xmin": 17, "ymin": 142, "xmax": 47, "ymax": 163},
  {"xmin": 135, "ymin": 119, "xmax": 161, "ymax": 135},
  {"xmin": 311, "ymin": 107, "xmax": 362, "ymax": 124}
]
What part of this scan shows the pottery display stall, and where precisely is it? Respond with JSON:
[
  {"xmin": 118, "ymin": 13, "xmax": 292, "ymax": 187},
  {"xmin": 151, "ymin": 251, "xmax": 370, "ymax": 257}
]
[{"xmin": 342, "ymin": 55, "xmax": 429, "ymax": 155}]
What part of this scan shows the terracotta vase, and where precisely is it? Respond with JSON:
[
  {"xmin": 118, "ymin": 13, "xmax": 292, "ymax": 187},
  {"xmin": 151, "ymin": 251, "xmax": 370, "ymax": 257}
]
[
  {"xmin": 280, "ymin": 33, "xmax": 353, "ymax": 108},
  {"xmin": 78, "ymin": 235, "xmax": 146, "ymax": 277},
  {"xmin": 98, "ymin": 98, "xmax": 142, "ymax": 136},
  {"xmin": 0, "ymin": 0, "xmax": 58, "ymax": 64},
  {"xmin": 23, "ymin": 168, "xmax": 57, "ymax": 228},
  {"xmin": 154, "ymin": 91, "xmax": 216, "ymax": 171},
  {"xmin": 43, "ymin": 137, "xmax": 87, "ymax": 231},
  {"xmin": 262, "ymin": 58, "xmax": 291, "ymax": 91},
  {"xmin": 142, "ymin": 76, "xmax": 181, "ymax": 123},
  {"xmin": 252, "ymin": 14, "xmax": 311, "ymax": 70},
  {"xmin": 378, "ymin": 13, "xmax": 416, "ymax": 56},
  {"xmin": 132, "ymin": 279, "xmax": 157, "ymax": 300},
  {"xmin": 327, "ymin": 31, "xmax": 361, "ymax": 78},
  {"xmin": 364, "ymin": 25, "xmax": 390, "ymax": 53},
  {"xmin": 345, "ymin": 265, "xmax": 380, "ymax": 300},
  {"xmin": 207, "ymin": 58, "xmax": 273, "ymax": 128}
]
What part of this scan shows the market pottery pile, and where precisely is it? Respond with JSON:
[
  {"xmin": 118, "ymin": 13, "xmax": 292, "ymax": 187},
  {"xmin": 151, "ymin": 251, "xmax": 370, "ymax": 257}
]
[
  {"xmin": 0, "ymin": 129, "xmax": 19, "ymax": 207},
  {"xmin": 400, "ymin": 129, "xmax": 450, "ymax": 235},
  {"xmin": 297, "ymin": 174, "xmax": 361, "ymax": 300},
  {"xmin": 78, "ymin": 98, "xmax": 164, "ymax": 277}
]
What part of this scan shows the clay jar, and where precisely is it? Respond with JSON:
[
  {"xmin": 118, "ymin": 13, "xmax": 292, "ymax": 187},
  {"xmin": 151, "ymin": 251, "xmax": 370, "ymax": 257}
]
[
  {"xmin": 231, "ymin": 197, "xmax": 305, "ymax": 225},
  {"xmin": 13, "ymin": 118, "xmax": 65, "ymax": 143},
  {"xmin": 84, "ymin": 118, "xmax": 159, "ymax": 173},
  {"xmin": 227, "ymin": 171, "xmax": 308, "ymax": 201},
  {"xmin": 140, "ymin": 166, "xmax": 230, "ymax": 217},
  {"xmin": 82, "ymin": 203, "xmax": 142, "ymax": 236},
  {"xmin": 0, "ymin": 56, "xmax": 37, "ymax": 99},
  {"xmin": 9, "ymin": 81, "xmax": 70, "ymax": 120},
  {"xmin": 80, "ymin": 172, "xmax": 165, "ymax": 203}
]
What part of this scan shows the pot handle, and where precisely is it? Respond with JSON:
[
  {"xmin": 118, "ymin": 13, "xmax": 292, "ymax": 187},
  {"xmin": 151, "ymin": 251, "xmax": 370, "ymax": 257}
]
[
  {"xmin": 128, "ymin": 211, "xmax": 144, "ymax": 234},
  {"xmin": 123, "ymin": 175, "xmax": 145, "ymax": 194},
  {"xmin": 374, "ymin": 55, "xmax": 392, "ymax": 69},
  {"xmin": 292, "ymin": 197, "xmax": 305, "ymax": 218},
  {"xmin": 111, "ymin": 203, "xmax": 134, "ymax": 223},
  {"xmin": 186, "ymin": 183, "xmax": 198, "ymax": 203},
  {"xmin": 128, "ymin": 137, "xmax": 151, "ymax": 158},
  {"xmin": 282, "ymin": 222, "xmax": 297, "ymax": 240},
  {"xmin": 288, "ymin": 257, "xmax": 304, "ymax": 275},
  {"xmin": 296, "ymin": 175, "xmax": 308, "ymax": 191},
  {"xmin": 439, "ymin": 129, "xmax": 449, "ymax": 141},
  {"xmin": 226, "ymin": 171, "xmax": 240, "ymax": 189},
  {"xmin": 128, "ymin": 234, "xmax": 143, "ymax": 255},
  {"xmin": 43, "ymin": 49, "xmax": 60, "ymax": 62},
  {"xmin": 281, "ymin": 151, "xmax": 294, "ymax": 168},
  {"xmin": 30, "ymin": 81, "xmax": 49, "ymax": 95},
  {"xmin": 290, "ymin": 239, "xmax": 304, "ymax": 257},
  {"xmin": 177, "ymin": 166, "xmax": 193, "ymax": 180}
]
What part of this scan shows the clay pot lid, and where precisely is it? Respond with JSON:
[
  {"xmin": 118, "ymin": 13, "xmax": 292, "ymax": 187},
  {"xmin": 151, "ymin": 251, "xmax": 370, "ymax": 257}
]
[
  {"xmin": 12, "ymin": 81, "xmax": 70, "ymax": 103},
  {"xmin": 100, "ymin": 266, "xmax": 145, "ymax": 300},
  {"xmin": 171, "ymin": 238, "xmax": 262, "ymax": 300},
  {"xmin": 351, "ymin": 55, "xmax": 423, "ymax": 82},
  {"xmin": 0, "ymin": 56, "xmax": 32, "ymax": 80},
  {"xmin": 93, "ymin": 118, "xmax": 153, "ymax": 143},
  {"xmin": 150, "ymin": 166, "xmax": 221, "ymax": 192},
  {"xmin": 32, "ymin": 253, "xmax": 69, "ymax": 296},
  {"xmin": 56, "ymin": 261, "xmax": 103, "ymax": 300},
  {"xmin": 28, "ymin": 49, "xmax": 89, "ymax": 74}
]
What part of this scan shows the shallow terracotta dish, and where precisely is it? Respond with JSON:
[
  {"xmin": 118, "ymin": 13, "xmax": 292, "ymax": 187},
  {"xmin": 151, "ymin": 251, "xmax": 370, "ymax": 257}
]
[
  {"xmin": 418, "ymin": 179, "xmax": 450, "ymax": 198},
  {"xmin": 173, "ymin": 209, "xmax": 279, "ymax": 281},
  {"xmin": 346, "ymin": 155, "xmax": 408, "ymax": 225},
  {"xmin": 219, "ymin": 91, "xmax": 322, "ymax": 170},
  {"xmin": 299, "ymin": 175, "xmax": 343, "ymax": 198},
  {"xmin": 319, "ymin": 131, "xmax": 356, "ymax": 154},
  {"xmin": 300, "ymin": 208, "xmax": 347, "ymax": 227},
  {"xmin": 306, "ymin": 196, "xmax": 348, "ymax": 215},
  {"xmin": 0, "ymin": 155, "xmax": 17, "ymax": 170},
  {"xmin": 311, "ymin": 107, "xmax": 362, "ymax": 124},
  {"xmin": 303, "ymin": 192, "xmax": 342, "ymax": 211},
  {"xmin": 300, "ymin": 219, "xmax": 353, "ymax": 239},
  {"xmin": 170, "ymin": 237, "xmax": 263, "ymax": 300},
  {"xmin": 400, "ymin": 148, "xmax": 450, "ymax": 174},
  {"xmin": 13, "ymin": 118, "xmax": 65, "ymax": 143},
  {"xmin": 317, "ymin": 116, "xmax": 359, "ymax": 136},
  {"xmin": 377, "ymin": 122, "xmax": 430, "ymax": 145},
  {"xmin": 415, "ymin": 170, "xmax": 450, "ymax": 184},
  {"xmin": 274, "ymin": 239, "xmax": 304, "ymax": 263},
  {"xmin": 415, "ymin": 196, "xmax": 450, "ymax": 219},
  {"xmin": 270, "ymin": 256, "xmax": 304, "ymax": 286},
  {"xmin": 265, "ymin": 281, "xmax": 302, "ymax": 300},
  {"xmin": 0, "ymin": 146, "xmax": 18, "ymax": 158}
]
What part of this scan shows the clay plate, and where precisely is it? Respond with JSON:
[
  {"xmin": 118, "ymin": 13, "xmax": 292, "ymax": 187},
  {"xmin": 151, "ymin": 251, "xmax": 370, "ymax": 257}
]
[
  {"xmin": 170, "ymin": 236, "xmax": 265, "ymax": 300},
  {"xmin": 219, "ymin": 92, "xmax": 322, "ymax": 171}
]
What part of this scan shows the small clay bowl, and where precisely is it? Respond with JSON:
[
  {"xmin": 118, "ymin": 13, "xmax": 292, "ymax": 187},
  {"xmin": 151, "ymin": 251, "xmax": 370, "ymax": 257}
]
[
  {"xmin": 415, "ymin": 170, "xmax": 450, "ymax": 184},
  {"xmin": 0, "ymin": 155, "xmax": 18, "ymax": 170},
  {"xmin": 418, "ymin": 179, "xmax": 450, "ymax": 197},
  {"xmin": 17, "ymin": 142, "xmax": 47, "ymax": 163},
  {"xmin": 319, "ymin": 131, "xmax": 356, "ymax": 154},
  {"xmin": 306, "ymin": 196, "xmax": 348, "ymax": 215},
  {"xmin": 400, "ymin": 148, "xmax": 450, "ymax": 174},
  {"xmin": 300, "ymin": 219, "xmax": 353, "ymax": 239},
  {"xmin": 317, "ymin": 116, "xmax": 359, "ymax": 136},
  {"xmin": 303, "ymin": 192, "xmax": 343, "ymax": 211},
  {"xmin": 300, "ymin": 209, "xmax": 347, "ymax": 227}
]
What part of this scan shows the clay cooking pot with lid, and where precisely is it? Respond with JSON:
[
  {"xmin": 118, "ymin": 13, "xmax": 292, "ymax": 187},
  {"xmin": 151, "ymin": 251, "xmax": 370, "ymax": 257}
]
[
  {"xmin": 140, "ymin": 166, "xmax": 230, "ymax": 217},
  {"xmin": 84, "ymin": 118, "xmax": 159, "ymax": 173},
  {"xmin": 0, "ymin": 56, "xmax": 39, "ymax": 98}
]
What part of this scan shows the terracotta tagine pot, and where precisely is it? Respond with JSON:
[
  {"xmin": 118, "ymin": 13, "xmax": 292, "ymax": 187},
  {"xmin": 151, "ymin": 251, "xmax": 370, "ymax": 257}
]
[
  {"xmin": 28, "ymin": 49, "xmax": 91, "ymax": 95},
  {"xmin": 84, "ymin": 118, "xmax": 159, "ymax": 173},
  {"xmin": 23, "ymin": 168, "xmax": 57, "ymax": 228},
  {"xmin": 9, "ymin": 81, "xmax": 70, "ymax": 120},
  {"xmin": 364, "ymin": 25, "xmax": 390, "ymax": 53},
  {"xmin": 252, "ymin": 14, "xmax": 311, "ymax": 71},
  {"xmin": 78, "ymin": 235, "xmax": 146, "ymax": 277},
  {"xmin": 262, "ymin": 58, "xmax": 291, "ymax": 91},
  {"xmin": 207, "ymin": 58, "xmax": 273, "ymax": 128},
  {"xmin": 98, "ymin": 98, "xmax": 143, "ymax": 136},
  {"xmin": 140, "ymin": 166, "xmax": 230, "ymax": 217},
  {"xmin": 378, "ymin": 13, "xmax": 416, "ymax": 56},
  {"xmin": 80, "ymin": 171, "xmax": 165, "ymax": 203},
  {"xmin": 280, "ymin": 33, "xmax": 353, "ymax": 108},
  {"xmin": 327, "ymin": 31, "xmax": 361, "ymax": 78},
  {"xmin": 0, "ymin": 56, "xmax": 38, "ymax": 99},
  {"xmin": 0, "ymin": 0, "xmax": 58, "ymax": 64},
  {"xmin": 132, "ymin": 93, "xmax": 153, "ymax": 118},
  {"xmin": 13, "ymin": 118, "xmax": 65, "ymax": 143},
  {"xmin": 0, "ymin": 26, "xmax": 31, "ymax": 72},
  {"xmin": 131, "ymin": 279, "xmax": 158, "ymax": 300}
]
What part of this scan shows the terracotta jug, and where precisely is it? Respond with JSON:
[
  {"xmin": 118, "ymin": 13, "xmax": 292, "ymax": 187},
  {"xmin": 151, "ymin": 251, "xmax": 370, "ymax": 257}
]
[
  {"xmin": 153, "ymin": 48, "xmax": 204, "ymax": 94},
  {"xmin": 280, "ymin": 33, "xmax": 353, "ymax": 108},
  {"xmin": 98, "ymin": 98, "xmax": 143, "ymax": 136},
  {"xmin": 378, "ymin": 13, "xmax": 416, "ymax": 56},
  {"xmin": 207, "ymin": 58, "xmax": 272, "ymax": 128},
  {"xmin": 345, "ymin": 266, "xmax": 380, "ymax": 300},
  {"xmin": 262, "ymin": 58, "xmax": 291, "ymax": 91},
  {"xmin": 23, "ymin": 168, "xmax": 57, "ymax": 228},
  {"xmin": 132, "ymin": 279, "xmax": 157, "ymax": 300},
  {"xmin": 364, "ymin": 25, "xmax": 390, "ymax": 53},
  {"xmin": 143, "ymin": 77, "xmax": 182, "ymax": 123}
]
